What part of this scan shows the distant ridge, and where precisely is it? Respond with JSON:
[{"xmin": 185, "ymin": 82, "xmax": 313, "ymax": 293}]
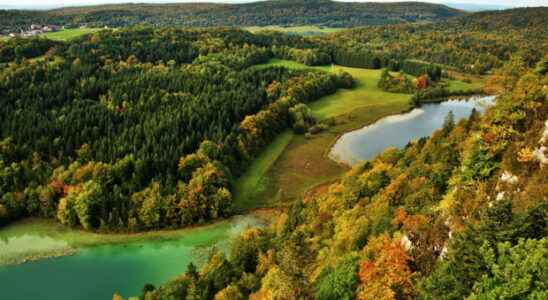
[{"xmin": 0, "ymin": 0, "xmax": 465, "ymax": 33}]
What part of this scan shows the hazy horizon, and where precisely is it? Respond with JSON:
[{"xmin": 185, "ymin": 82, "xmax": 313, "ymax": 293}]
[{"xmin": 0, "ymin": 0, "xmax": 546, "ymax": 11}]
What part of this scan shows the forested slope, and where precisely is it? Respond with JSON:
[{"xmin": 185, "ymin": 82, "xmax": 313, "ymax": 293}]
[
  {"xmin": 0, "ymin": 0, "xmax": 464, "ymax": 33},
  {"xmin": 1, "ymin": 7, "xmax": 546, "ymax": 233},
  {"xmin": 0, "ymin": 27, "xmax": 353, "ymax": 231},
  {"xmin": 328, "ymin": 7, "xmax": 548, "ymax": 74},
  {"xmin": 139, "ymin": 56, "xmax": 548, "ymax": 300}
]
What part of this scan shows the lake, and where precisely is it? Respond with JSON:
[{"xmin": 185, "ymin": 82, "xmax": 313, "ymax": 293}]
[
  {"xmin": 0, "ymin": 215, "xmax": 262, "ymax": 300},
  {"xmin": 330, "ymin": 96, "xmax": 495, "ymax": 166}
]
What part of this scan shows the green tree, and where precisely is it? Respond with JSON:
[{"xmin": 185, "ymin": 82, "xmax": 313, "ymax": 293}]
[
  {"xmin": 442, "ymin": 111, "xmax": 455, "ymax": 136},
  {"xmin": 467, "ymin": 238, "xmax": 548, "ymax": 300},
  {"xmin": 314, "ymin": 255, "xmax": 359, "ymax": 300}
]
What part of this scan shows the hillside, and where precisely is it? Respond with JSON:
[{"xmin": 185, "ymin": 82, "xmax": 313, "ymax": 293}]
[
  {"xmin": 0, "ymin": 5, "xmax": 546, "ymax": 300},
  {"xmin": 141, "ymin": 56, "xmax": 548, "ymax": 300},
  {"xmin": 329, "ymin": 7, "xmax": 548, "ymax": 74},
  {"xmin": 0, "ymin": 0, "xmax": 464, "ymax": 33}
]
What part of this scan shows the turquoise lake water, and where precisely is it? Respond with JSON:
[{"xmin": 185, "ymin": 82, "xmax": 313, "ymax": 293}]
[{"xmin": 0, "ymin": 215, "xmax": 261, "ymax": 300}]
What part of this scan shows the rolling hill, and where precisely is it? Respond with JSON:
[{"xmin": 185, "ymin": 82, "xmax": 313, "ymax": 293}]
[{"xmin": 0, "ymin": 0, "xmax": 465, "ymax": 33}]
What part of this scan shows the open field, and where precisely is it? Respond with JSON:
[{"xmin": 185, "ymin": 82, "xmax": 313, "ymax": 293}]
[
  {"xmin": 0, "ymin": 28, "xmax": 100, "ymax": 42},
  {"xmin": 446, "ymin": 78, "xmax": 485, "ymax": 92},
  {"xmin": 245, "ymin": 25, "xmax": 343, "ymax": 35},
  {"xmin": 236, "ymin": 59, "xmax": 486, "ymax": 208},
  {"xmin": 309, "ymin": 65, "xmax": 412, "ymax": 118},
  {"xmin": 233, "ymin": 131, "xmax": 294, "ymax": 211},
  {"xmin": 234, "ymin": 60, "xmax": 414, "ymax": 208},
  {"xmin": 42, "ymin": 28, "xmax": 101, "ymax": 41}
]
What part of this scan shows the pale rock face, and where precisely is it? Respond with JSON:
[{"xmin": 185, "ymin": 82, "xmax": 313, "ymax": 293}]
[
  {"xmin": 539, "ymin": 120, "xmax": 548, "ymax": 144},
  {"xmin": 500, "ymin": 171, "xmax": 518, "ymax": 184},
  {"xmin": 496, "ymin": 192, "xmax": 506, "ymax": 201},
  {"xmin": 440, "ymin": 245, "xmax": 448, "ymax": 260},
  {"xmin": 533, "ymin": 120, "xmax": 548, "ymax": 165},
  {"xmin": 533, "ymin": 146, "xmax": 548, "ymax": 165},
  {"xmin": 400, "ymin": 234, "xmax": 413, "ymax": 251}
]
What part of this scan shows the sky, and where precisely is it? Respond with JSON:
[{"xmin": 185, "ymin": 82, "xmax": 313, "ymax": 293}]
[{"xmin": 0, "ymin": 0, "xmax": 546, "ymax": 10}]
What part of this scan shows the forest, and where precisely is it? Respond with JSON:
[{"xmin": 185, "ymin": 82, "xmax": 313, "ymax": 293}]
[
  {"xmin": 4, "ymin": 12, "xmax": 542, "ymax": 231},
  {"xmin": 125, "ymin": 8, "xmax": 545, "ymax": 300},
  {"xmin": 0, "ymin": 0, "xmax": 463, "ymax": 34},
  {"xmin": 136, "ymin": 53, "xmax": 548, "ymax": 300},
  {"xmin": 0, "ymin": 27, "xmax": 356, "ymax": 231},
  {"xmin": 0, "ymin": 4, "xmax": 546, "ymax": 300}
]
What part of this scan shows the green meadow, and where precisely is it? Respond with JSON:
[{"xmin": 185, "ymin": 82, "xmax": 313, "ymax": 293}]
[
  {"xmin": 42, "ymin": 28, "xmax": 101, "ymax": 41},
  {"xmin": 235, "ymin": 59, "xmax": 485, "ymax": 209},
  {"xmin": 233, "ymin": 131, "xmax": 294, "ymax": 211},
  {"xmin": 235, "ymin": 60, "xmax": 413, "ymax": 208}
]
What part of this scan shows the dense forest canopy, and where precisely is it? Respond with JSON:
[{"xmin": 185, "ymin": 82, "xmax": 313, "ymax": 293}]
[
  {"xmin": 0, "ymin": 0, "xmax": 465, "ymax": 33},
  {"xmin": 0, "ymin": 27, "xmax": 355, "ymax": 231},
  {"xmin": 0, "ymin": 5, "xmax": 545, "ymax": 231},
  {"xmin": 327, "ymin": 7, "xmax": 548, "ymax": 74}
]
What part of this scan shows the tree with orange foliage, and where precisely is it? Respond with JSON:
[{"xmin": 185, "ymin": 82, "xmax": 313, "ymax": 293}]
[
  {"xmin": 357, "ymin": 234, "xmax": 414, "ymax": 300},
  {"xmin": 392, "ymin": 208, "xmax": 449, "ymax": 274},
  {"xmin": 415, "ymin": 74, "xmax": 429, "ymax": 90}
]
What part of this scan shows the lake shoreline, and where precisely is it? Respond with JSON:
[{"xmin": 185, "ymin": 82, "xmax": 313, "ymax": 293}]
[
  {"xmin": 0, "ymin": 211, "xmax": 272, "ymax": 267},
  {"xmin": 324, "ymin": 104, "xmax": 415, "ymax": 168},
  {"xmin": 329, "ymin": 95, "xmax": 495, "ymax": 166}
]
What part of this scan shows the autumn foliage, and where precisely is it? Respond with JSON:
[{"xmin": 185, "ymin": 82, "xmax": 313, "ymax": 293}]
[{"xmin": 357, "ymin": 234, "xmax": 414, "ymax": 300}]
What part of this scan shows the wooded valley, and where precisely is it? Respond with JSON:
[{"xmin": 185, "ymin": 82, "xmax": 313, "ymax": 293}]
[{"xmin": 0, "ymin": 2, "xmax": 546, "ymax": 300}]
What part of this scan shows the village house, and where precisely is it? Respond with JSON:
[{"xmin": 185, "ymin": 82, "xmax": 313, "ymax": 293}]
[{"xmin": 13, "ymin": 24, "xmax": 61, "ymax": 38}]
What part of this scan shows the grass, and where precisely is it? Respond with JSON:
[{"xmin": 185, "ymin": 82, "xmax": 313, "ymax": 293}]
[
  {"xmin": 234, "ymin": 59, "xmax": 414, "ymax": 208},
  {"xmin": 310, "ymin": 66, "xmax": 411, "ymax": 118},
  {"xmin": 245, "ymin": 26, "xmax": 343, "ymax": 35},
  {"xmin": 233, "ymin": 131, "xmax": 294, "ymax": 211},
  {"xmin": 446, "ymin": 78, "xmax": 484, "ymax": 92},
  {"xmin": 0, "ymin": 28, "xmax": 100, "ymax": 42},
  {"xmin": 253, "ymin": 58, "xmax": 315, "ymax": 70},
  {"xmin": 253, "ymin": 59, "xmax": 412, "ymax": 119},
  {"xmin": 42, "ymin": 28, "xmax": 101, "ymax": 41}
]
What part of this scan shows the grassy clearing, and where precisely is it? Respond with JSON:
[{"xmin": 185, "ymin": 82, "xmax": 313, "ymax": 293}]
[
  {"xmin": 240, "ymin": 59, "xmax": 484, "ymax": 208},
  {"xmin": 446, "ymin": 78, "xmax": 484, "ymax": 92},
  {"xmin": 445, "ymin": 69, "xmax": 486, "ymax": 92},
  {"xmin": 43, "ymin": 28, "xmax": 101, "ymax": 41},
  {"xmin": 235, "ymin": 59, "xmax": 413, "ymax": 208},
  {"xmin": 245, "ymin": 26, "xmax": 343, "ymax": 35},
  {"xmin": 256, "ymin": 59, "xmax": 412, "ymax": 120},
  {"xmin": 0, "ymin": 28, "xmax": 100, "ymax": 42},
  {"xmin": 310, "ymin": 65, "xmax": 411, "ymax": 118},
  {"xmin": 233, "ymin": 131, "xmax": 294, "ymax": 211},
  {"xmin": 253, "ymin": 58, "xmax": 315, "ymax": 70}
]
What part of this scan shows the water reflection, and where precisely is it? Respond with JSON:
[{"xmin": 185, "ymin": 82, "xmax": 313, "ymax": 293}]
[{"xmin": 330, "ymin": 96, "xmax": 495, "ymax": 165}]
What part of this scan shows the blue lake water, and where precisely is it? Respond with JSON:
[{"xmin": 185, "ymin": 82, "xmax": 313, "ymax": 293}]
[{"xmin": 330, "ymin": 96, "xmax": 495, "ymax": 165}]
